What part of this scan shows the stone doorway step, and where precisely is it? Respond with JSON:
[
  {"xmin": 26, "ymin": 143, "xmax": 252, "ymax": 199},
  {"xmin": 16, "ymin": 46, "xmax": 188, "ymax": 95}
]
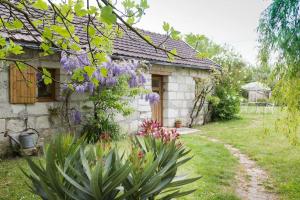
[{"xmin": 176, "ymin": 127, "xmax": 199, "ymax": 135}]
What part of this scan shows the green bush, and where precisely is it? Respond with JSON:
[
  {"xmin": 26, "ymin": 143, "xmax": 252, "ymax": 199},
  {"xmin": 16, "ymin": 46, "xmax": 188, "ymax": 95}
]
[
  {"xmin": 24, "ymin": 125, "xmax": 200, "ymax": 199},
  {"xmin": 81, "ymin": 115, "xmax": 121, "ymax": 143},
  {"xmin": 211, "ymin": 85, "xmax": 240, "ymax": 120}
]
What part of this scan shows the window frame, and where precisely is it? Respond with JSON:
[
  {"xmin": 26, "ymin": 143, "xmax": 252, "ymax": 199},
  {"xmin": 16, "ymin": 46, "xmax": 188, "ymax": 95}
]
[{"xmin": 37, "ymin": 68, "xmax": 57, "ymax": 102}]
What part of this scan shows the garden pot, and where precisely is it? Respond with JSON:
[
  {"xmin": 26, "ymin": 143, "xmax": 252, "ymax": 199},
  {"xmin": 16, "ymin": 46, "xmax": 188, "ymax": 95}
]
[{"xmin": 175, "ymin": 121, "xmax": 182, "ymax": 128}]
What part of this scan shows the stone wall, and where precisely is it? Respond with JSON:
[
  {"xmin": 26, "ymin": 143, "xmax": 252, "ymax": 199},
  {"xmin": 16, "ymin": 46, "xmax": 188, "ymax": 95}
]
[
  {"xmin": 114, "ymin": 73, "xmax": 152, "ymax": 133},
  {"xmin": 0, "ymin": 51, "xmax": 211, "ymax": 157},
  {"xmin": 151, "ymin": 65, "xmax": 210, "ymax": 127},
  {"xmin": 0, "ymin": 53, "xmax": 87, "ymax": 156}
]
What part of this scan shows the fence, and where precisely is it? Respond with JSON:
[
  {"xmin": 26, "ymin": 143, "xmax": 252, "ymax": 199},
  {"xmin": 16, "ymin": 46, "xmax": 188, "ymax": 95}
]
[{"xmin": 240, "ymin": 102, "xmax": 278, "ymax": 114}]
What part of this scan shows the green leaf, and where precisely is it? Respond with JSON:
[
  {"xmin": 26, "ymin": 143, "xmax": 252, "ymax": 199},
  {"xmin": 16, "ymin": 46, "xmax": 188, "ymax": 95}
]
[
  {"xmin": 167, "ymin": 48, "xmax": 177, "ymax": 61},
  {"xmin": 140, "ymin": 0, "xmax": 149, "ymax": 9},
  {"xmin": 0, "ymin": 50, "xmax": 5, "ymax": 59},
  {"xmin": 170, "ymin": 27, "xmax": 181, "ymax": 40},
  {"xmin": 163, "ymin": 22, "xmax": 170, "ymax": 32},
  {"xmin": 51, "ymin": 25, "xmax": 70, "ymax": 38},
  {"xmin": 88, "ymin": 26, "xmax": 96, "ymax": 37},
  {"xmin": 9, "ymin": 40, "xmax": 24, "ymax": 55},
  {"xmin": 42, "ymin": 27, "xmax": 52, "ymax": 39},
  {"xmin": 16, "ymin": 62, "xmax": 28, "ymax": 71},
  {"xmin": 0, "ymin": 36, "xmax": 6, "ymax": 47},
  {"xmin": 12, "ymin": 19, "xmax": 23, "ymax": 29},
  {"xmin": 144, "ymin": 35, "xmax": 153, "ymax": 44},
  {"xmin": 122, "ymin": 0, "xmax": 135, "ymax": 9},
  {"xmin": 33, "ymin": 19, "xmax": 43, "ymax": 27},
  {"xmin": 95, "ymin": 52, "xmax": 107, "ymax": 63},
  {"xmin": 42, "ymin": 68, "xmax": 52, "ymax": 85},
  {"xmin": 74, "ymin": 0, "xmax": 87, "ymax": 17},
  {"xmin": 101, "ymin": 6, "xmax": 117, "ymax": 25},
  {"xmin": 127, "ymin": 17, "xmax": 135, "ymax": 25},
  {"xmin": 84, "ymin": 66, "xmax": 95, "ymax": 78},
  {"xmin": 100, "ymin": 67, "xmax": 108, "ymax": 77},
  {"xmin": 32, "ymin": 0, "xmax": 48, "ymax": 10}
]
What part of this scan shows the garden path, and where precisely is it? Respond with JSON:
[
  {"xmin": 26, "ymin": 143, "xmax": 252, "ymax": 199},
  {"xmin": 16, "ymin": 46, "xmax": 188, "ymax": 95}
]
[{"xmin": 204, "ymin": 136, "xmax": 278, "ymax": 200}]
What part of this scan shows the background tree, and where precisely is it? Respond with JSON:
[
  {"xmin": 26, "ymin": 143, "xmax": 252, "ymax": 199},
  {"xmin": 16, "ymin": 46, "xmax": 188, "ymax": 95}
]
[
  {"xmin": 185, "ymin": 33, "xmax": 249, "ymax": 121},
  {"xmin": 0, "ymin": 0, "xmax": 180, "ymax": 96},
  {"xmin": 258, "ymin": 0, "xmax": 300, "ymax": 143},
  {"xmin": 0, "ymin": 0, "xmax": 179, "ymax": 136}
]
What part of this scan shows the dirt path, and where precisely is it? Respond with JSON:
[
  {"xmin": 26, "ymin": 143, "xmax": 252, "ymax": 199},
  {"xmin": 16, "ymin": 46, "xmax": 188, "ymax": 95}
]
[{"xmin": 206, "ymin": 137, "xmax": 278, "ymax": 200}]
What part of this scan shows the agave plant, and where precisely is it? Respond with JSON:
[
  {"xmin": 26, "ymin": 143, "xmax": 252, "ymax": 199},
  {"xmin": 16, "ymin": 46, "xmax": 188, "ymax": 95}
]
[
  {"xmin": 23, "ymin": 135, "xmax": 134, "ymax": 200},
  {"xmin": 127, "ymin": 119, "xmax": 200, "ymax": 199},
  {"xmin": 24, "ymin": 120, "xmax": 200, "ymax": 200}
]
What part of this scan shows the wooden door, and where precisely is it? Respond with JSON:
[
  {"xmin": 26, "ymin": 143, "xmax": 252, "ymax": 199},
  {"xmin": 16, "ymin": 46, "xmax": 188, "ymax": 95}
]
[{"xmin": 151, "ymin": 75, "xmax": 163, "ymax": 125}]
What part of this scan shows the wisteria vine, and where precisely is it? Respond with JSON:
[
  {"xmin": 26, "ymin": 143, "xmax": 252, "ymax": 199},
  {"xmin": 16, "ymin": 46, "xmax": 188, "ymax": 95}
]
[{"xmin": 58, "ymin": 51, "xmax": 160, "ymax": 124}]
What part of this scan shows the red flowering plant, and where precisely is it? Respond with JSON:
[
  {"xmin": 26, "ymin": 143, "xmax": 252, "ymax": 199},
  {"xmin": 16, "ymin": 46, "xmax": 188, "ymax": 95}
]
[
  {"xmin": 122, "ymin": 119, "xmax": 200, "ymax": 199},
  {"xmin": 137, "ymin": 119, "xmax": 181, "ymax": 145},
  {"xmin": 25, "ymin": 123, "xmax": 200, "ymax": 200}
]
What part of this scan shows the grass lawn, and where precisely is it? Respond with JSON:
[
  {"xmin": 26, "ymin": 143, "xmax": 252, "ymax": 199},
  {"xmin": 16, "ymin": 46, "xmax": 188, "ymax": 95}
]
[
  {"xmin": 1, "ymin": 111, "xmax": 300, "ymax": 199},
  {"xmin": 199, "ymin": 112, "xmax": 300, "ymax": 200},
  {"xmin": 0, "ymin": 135, "xmax": 239, "ymax": 200}
]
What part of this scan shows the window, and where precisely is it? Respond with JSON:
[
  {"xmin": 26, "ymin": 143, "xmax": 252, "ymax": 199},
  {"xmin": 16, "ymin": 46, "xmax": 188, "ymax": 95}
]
[
  {"xmin": 10, "ymin": 65, "xmax": 36, "ymax": 104},
  {"xmin": 37, "ymin": 68, "xmax": 57, "ymax": 102},
  {"xmin": 9, "ymin": 66, "xmax": 58, "ymax": 104}
]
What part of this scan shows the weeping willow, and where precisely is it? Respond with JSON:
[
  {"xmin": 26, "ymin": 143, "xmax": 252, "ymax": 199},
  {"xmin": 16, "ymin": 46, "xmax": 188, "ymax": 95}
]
[{"xmin": 259, "ymin": 0, "xmax": 300, "ymax": 143}]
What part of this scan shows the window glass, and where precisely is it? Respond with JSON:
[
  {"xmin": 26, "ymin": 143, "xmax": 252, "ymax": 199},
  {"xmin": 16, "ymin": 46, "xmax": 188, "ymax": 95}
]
[{"xmin": 37, "ymin": 68, "xmax": 56, "ymax": 101}]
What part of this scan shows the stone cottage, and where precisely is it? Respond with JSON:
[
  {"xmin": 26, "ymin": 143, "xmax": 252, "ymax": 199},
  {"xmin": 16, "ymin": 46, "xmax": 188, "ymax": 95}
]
[
  {"xmin": 241, "ymin": 82, "xmax": 271, "ymax": 102},
  {"xmin": 0, "ymin": 5, "xmax": 219, "ymax": 156}
]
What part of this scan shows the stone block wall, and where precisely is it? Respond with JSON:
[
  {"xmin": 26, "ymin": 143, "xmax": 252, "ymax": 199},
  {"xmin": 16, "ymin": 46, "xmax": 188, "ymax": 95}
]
[
  {"xmin": 0, "ymin": 52, "xmax": 211, "ymax": 157},
  {"xmin": 151, "ymin": 65, "xmax": 210, "ymax": 127},
  {"xmin": 116, "ymin": 73, "xmax": 152, "ymax": 134},
  {"xmin": 0, "ymin": 55, "xmax": 86, "ymax": 157}
]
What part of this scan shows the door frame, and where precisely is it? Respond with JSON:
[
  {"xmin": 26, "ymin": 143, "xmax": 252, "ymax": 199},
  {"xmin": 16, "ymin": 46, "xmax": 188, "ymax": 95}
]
[{"xmin": 151, "ymin": 74, "xmax": 164, "ymax": 125}]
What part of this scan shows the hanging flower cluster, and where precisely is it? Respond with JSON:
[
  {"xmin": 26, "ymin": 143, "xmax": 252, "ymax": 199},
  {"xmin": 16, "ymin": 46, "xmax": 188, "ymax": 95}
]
[
  {"xmin": 60, "ymin": 51, "xmax": 161, "ymax": 125},
  {"xmin": 145, "ymin": 92, "xmax": 160, "ymax": 104},
  {"xmin": 60, "ymin": 51, "xmax": 159, "ymax": 104},
  {"xmin": 71, "ymin": 109, "xmax": 82, "ymax": 125},
  {"xmin": 137, "ymin": 119, "xmax": 180, "ymax": 143}
]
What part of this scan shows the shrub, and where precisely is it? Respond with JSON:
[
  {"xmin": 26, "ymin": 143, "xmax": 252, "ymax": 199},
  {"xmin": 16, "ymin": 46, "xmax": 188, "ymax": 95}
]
[
  {"xmin": 24, "ymin": 120, "xmax": 200, "ymax": 200},
  {"xmin": 211, "ymin": 85, "xmax": 240, "ymax": 120},
  {"xmin": 81, "ymin": 114, "xmax": 120, "ymax": 143}
]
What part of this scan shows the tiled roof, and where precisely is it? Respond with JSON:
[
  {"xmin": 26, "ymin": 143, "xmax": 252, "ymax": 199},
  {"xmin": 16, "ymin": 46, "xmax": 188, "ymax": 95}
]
[{"xmin": 0, "ymin": 4, "xmax": 219, "ymax": 70}]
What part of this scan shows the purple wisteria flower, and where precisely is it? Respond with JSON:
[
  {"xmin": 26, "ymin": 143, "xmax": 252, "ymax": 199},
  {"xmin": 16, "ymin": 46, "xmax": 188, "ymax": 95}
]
[
  {"xmin": 145, "ymin": 92, "xmax": 160, "ymax": 105},
  {"xmin": 75, "ymin": 84, "xmax": 87, "ymax": 93},
  {"xmin": 71, "ymin": 109, "xmax": 81, "ymax": 125},
  {"xmin": 60, "ymin": 51, "xmax": 90, "ymax": 74},
  {"xmin": 60, "ymin": 51, "xmax": 148, "ymax": 94}
]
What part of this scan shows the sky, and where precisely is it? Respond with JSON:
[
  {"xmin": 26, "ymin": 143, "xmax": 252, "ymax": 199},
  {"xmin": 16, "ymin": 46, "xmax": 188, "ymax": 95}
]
[{"xmin": 136, "ymin": 0, "xmax": 272, "ymax": 65}]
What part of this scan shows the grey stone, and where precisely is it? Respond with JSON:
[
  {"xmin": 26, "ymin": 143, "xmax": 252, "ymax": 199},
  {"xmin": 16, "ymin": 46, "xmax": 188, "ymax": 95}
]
[
  {"xmin": 176, "ymin": 93, "xmax": 185, "ymax": 100},
  {"xmin": 163, "ymin": 118, "xmax": 175, "ymax": 127},
  {"xmin": 27, "ymin": 117, "xmax": 36, "ymax": 129},
  {"xmin": 138, "ymin": 105, "xmax": 151, "ymax": 112},
  {"xmin": 0, "ymin": 134, "xmax": 11, "ymax": 157},
  {"xmin": 0, "ymin": 119, "xmax": 5, "ymax": 132},
  {"xmin": 164, "ymin": 108, "xmax": 178, "ymax": 118},
  {"xmin": 165, "ymin": 82, "xmax": 178, "ymax": 92},
  {"xmin": 138, "ymin": 99, "xmax": 149, "ymax": 106},
  {"xmin": 180, "ymin": 109, "xmax": 189, "ymax": 117},
  {"xmin": 36, "ymin": 116, "xmax": 50, "ymax": 129},
  {"xmin": 11, "ymin": 104, "xmax": 26, "ymax": 114},
  {"xmin": 140, "ymin": 112, "xmax": 151, "ymax": 119},
  {"xmin": 27, "ymin": 103, "xmax": 51, "ymax": 115},
  {"xmin": 0, "ymin": 103, "xmax": 15, "ymax": 118},
  {"xmin": 7, "ymin": 119, "xmax": 25, "ymax": 132},
  {"xmin": 129, "ymin": 120, "xmax": 139, "ymax": 133},
  {"xmin": 164, "ymin": 92, "xmax": 176, "ymax": 100}
]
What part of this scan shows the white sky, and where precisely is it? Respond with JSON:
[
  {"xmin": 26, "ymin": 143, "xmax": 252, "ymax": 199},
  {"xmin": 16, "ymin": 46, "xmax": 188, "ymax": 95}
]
[{"xmin": 136, "ymin": 0, "xmax": 272, "ymax": 65}]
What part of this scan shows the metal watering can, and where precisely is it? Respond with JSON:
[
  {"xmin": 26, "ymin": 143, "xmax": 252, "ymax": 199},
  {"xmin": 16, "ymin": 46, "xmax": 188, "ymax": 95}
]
[{"xmin": 4, "ymin": 128, "xmax": 39, "ymax": 150}]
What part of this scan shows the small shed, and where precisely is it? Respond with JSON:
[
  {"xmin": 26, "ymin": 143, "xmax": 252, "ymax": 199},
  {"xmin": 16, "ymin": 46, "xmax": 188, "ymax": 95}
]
[{"xmin": 241, "ymin": 82, "xmax": 271, "ymax": 102}]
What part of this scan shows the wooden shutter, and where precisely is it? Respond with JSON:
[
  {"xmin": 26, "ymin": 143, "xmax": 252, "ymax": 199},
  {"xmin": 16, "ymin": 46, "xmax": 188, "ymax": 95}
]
[{"xmin": 9, "ymin": 65, "xmax": 36, "ymax": 104}]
